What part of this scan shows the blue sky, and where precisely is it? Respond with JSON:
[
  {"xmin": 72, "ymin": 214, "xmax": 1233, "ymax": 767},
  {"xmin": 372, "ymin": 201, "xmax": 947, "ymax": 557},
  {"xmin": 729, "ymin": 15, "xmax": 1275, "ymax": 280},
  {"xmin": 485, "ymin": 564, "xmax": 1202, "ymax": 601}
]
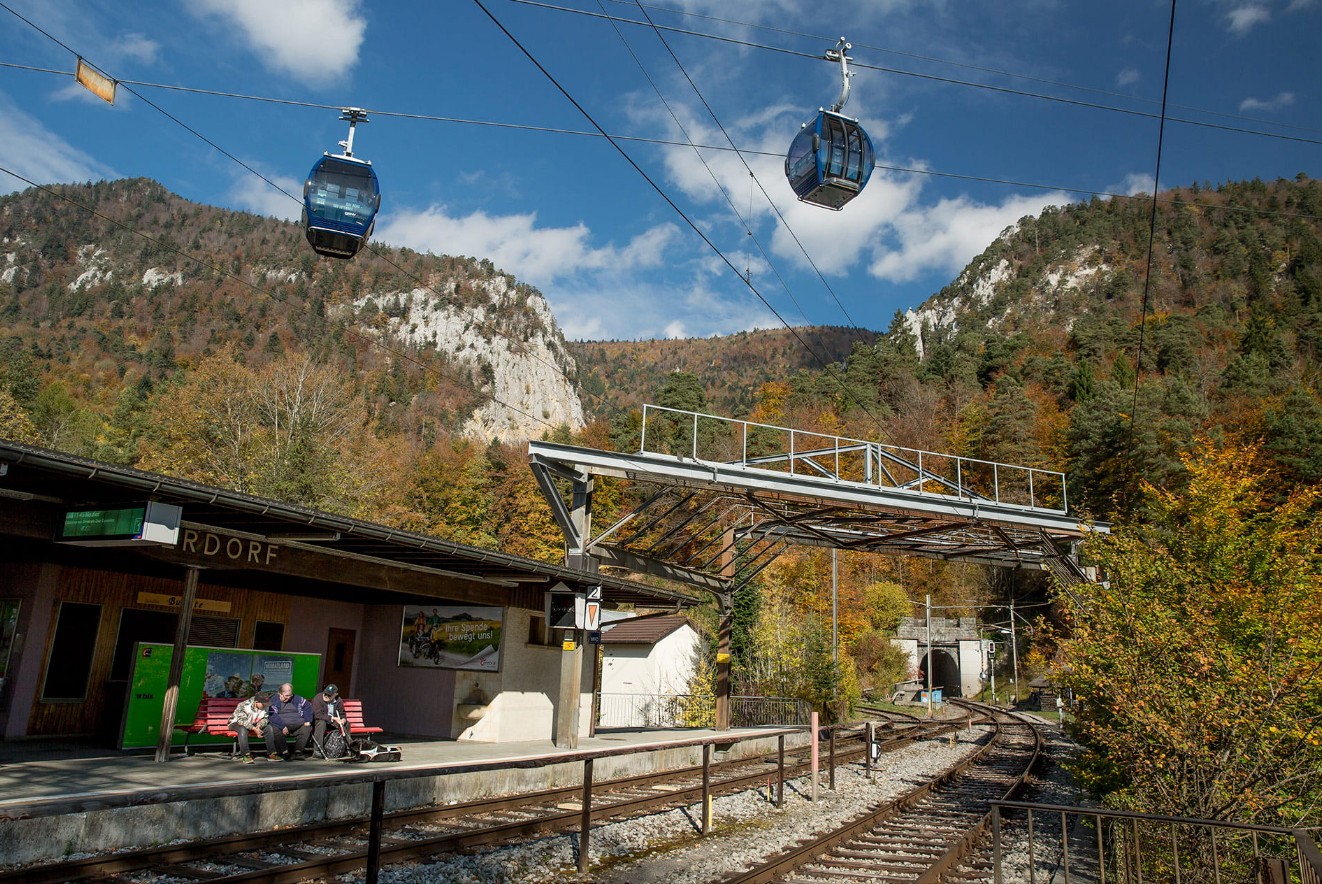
[{"xmin": 0, "ymin": 0, "xmax": 1318, "ymax": 341}]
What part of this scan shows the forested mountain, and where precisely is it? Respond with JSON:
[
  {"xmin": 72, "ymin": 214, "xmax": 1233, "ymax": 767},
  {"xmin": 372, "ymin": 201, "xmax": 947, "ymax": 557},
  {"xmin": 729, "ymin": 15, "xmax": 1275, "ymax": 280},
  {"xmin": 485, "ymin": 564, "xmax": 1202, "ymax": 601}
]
[
  {"xmin": 4, "ymin": 176, "xmax": 1322, "ymax": 811},
  {"xmin": 567, "ymin": 326, "xmax": 877, "ymax": 419},
  {"xmin": 761, "ymin": 174, "xmax": 1322, "ymax": 519},
  {"xmin": 0, "ymin": 178, "xmax": 584, "ymax": 450}
]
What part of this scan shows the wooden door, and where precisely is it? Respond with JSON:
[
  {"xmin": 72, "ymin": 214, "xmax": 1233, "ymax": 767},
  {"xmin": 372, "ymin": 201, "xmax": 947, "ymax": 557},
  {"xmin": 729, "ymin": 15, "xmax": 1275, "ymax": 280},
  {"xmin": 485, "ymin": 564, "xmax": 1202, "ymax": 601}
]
[{"xmin": 322, "ymin": 628, "xmax": 356, "ymax": 696}]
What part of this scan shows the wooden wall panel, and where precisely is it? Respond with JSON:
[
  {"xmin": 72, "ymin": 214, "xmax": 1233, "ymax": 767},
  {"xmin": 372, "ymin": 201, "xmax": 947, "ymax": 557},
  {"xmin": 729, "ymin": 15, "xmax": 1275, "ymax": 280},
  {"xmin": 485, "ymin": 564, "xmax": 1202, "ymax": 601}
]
[{"xmin": 27, "ymin": 565, "xmax": 293, "ymax": 738}]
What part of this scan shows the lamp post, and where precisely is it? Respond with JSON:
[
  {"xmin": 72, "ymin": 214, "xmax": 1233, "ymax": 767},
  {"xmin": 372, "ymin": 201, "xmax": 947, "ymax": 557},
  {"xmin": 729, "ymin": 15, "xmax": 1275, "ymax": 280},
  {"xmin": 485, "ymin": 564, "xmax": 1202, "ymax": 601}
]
[
  {"xmin": 1008, "ymin": 598, "xmax": 1020, "ymax": 705},
  {"xmin": 925, "ymin": 594, "xmax": 933, "ymax": 719}
]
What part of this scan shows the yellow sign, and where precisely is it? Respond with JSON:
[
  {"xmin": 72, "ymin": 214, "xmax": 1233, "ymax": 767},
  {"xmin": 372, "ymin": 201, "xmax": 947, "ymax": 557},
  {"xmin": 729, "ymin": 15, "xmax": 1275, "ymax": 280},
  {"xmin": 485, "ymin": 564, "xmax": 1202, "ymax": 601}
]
[
  {"xmin": 137, "ymin": 592, "xmax": 231, "ymax": 614},
  {"xmin": 76, "ymin": 58, "xmax": 116, "ymax": 104},
  {"xmin": 562, "ymin": 639, "xmax": 577, "ymax": 651},
  {"xmin": 716, "ymin": 652, "xmax": 731, "ymax": 664}
]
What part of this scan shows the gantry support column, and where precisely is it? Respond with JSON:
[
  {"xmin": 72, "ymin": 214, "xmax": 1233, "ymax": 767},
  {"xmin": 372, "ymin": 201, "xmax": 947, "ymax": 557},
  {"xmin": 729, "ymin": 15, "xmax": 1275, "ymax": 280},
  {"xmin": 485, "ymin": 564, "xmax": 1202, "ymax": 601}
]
[
  {"xmin": 154, "ymin": 566, "xmax": 200, "ymax": 763},
  {"xmin": 554, "ymin": 472, "xmax": 596, "ymax": 749},
  {"xmin": 714, "ymin": 528, "xmax": 735, "ymax": 730}
]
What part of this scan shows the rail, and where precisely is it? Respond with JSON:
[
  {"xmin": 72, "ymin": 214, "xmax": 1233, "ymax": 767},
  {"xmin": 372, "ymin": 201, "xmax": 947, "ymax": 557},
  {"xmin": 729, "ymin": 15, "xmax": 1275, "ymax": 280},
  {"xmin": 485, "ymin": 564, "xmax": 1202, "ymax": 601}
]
[
  {"xmin": 639, "ymin": 403, "xmax": 1068, "ymax": 513},
  {"xmin": 595, "ymin": 693, "xmax": 811, "ymax": 729},
  {"xmin": 991, "ymin": 800, "xmax": 1321, "ymax": 884},
  {"xmin": 0, "ymin": 727, "xmax": 799, "ymax": 884}
]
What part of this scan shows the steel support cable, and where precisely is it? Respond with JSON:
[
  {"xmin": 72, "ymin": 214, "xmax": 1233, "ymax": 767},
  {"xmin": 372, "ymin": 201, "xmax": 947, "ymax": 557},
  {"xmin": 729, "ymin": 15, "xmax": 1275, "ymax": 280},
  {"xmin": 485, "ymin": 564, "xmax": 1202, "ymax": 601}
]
[
  {"xmin": 468, "ymin": 0, "xmax": 871, "ymax": 402},
  {"xmin": 0, "ymin": 166, "xmax": 573, "ymax": 436},
  {"xmin": 1, "ymin": 59, "xmax": 1316, "ymax": 223},
  {"xmin": 578, "ymin": 0, "xmax": 1322, "ymax": 138},
  {"xmin": 1128, "ymin": 0, "xmax": 1178, "ymax": 455},
  {"xmin": 592, "ymin": 0, "xmax": 880, "ymax": 418},
  {"xmin": 624, "ymin": 0, "xmax": 886, "ymax": 430},
  {"xmin": 511, "ymin": 0, "xmax": 1322, "ymax": 147}
]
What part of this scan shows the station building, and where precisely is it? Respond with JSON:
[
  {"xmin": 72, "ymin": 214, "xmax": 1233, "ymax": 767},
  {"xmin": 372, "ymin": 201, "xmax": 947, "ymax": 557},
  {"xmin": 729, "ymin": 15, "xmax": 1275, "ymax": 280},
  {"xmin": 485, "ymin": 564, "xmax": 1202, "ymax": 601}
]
[{"xmin": 0, "ymin": 440, "xmax": 696, "ymax": 751}]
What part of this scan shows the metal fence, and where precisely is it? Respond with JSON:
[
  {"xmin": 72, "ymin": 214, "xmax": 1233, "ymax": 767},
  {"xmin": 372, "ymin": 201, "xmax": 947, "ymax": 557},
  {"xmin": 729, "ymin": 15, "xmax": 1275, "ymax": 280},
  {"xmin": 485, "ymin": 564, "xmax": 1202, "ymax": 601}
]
[
  {"xmin": 991, "ymin": 800, "xmax": 1322, "ymax": 884},
  {"xmin": 595, "ymin": 693, "xmax": 811, "ymax": 729},
  {"xmin": 639, "ymin": 403, "xmax": 1068, "ymax": 513}
]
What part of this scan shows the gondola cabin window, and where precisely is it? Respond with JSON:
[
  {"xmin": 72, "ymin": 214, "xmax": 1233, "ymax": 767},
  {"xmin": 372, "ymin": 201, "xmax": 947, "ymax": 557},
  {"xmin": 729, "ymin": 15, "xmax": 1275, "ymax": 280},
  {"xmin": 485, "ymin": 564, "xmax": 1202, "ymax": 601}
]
[{"xmin": 41, "ymin": 601, "xmax": 101, "ymax": 701}]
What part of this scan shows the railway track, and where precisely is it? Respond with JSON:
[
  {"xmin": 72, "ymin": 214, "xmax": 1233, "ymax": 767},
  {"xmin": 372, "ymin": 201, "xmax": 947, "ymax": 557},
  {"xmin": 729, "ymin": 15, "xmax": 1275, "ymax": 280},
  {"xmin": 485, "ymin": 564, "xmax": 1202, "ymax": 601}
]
[
  {"xmin": 1, "ymin": 709, "xmax": 964, "ymax": 884},
  {"xmin": 717, "ymin": 703, "xmax": 1044, "ymax": 884}
]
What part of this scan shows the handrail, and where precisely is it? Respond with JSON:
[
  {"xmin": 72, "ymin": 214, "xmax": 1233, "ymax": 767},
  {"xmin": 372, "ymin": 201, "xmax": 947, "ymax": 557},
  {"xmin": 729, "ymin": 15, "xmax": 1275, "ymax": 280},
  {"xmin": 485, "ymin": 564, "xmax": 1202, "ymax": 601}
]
[{"xmin": 639, "ymin": 403, "xmax": 1069, "ymax": 514}]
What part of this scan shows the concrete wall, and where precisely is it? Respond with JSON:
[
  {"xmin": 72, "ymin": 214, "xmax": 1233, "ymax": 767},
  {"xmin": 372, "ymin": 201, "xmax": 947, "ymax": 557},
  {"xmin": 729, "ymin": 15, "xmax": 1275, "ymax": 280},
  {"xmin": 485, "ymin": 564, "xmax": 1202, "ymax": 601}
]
[
  {"xmin": 957, "ymin": 639, "xmax": 983, "ymax": 697},
  {"xmin": 355, "ymin": 604, "xmax": 456, "ymax": 739},
  {"xmin": 457, "ymin": 608, "xmax": 592, "ymax": 742},
  {"xmin": 282, "ymin": 597, "xmax": 365, "ymax": 691}
]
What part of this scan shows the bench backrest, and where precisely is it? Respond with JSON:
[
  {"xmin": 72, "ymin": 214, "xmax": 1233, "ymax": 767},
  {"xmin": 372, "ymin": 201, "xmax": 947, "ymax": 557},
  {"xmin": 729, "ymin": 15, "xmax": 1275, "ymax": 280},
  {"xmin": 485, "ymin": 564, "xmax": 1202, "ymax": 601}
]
[
  {"xmin": 177, "ymin": 697, "xmax": 240, "ymax": 732},
  {"xmin": 201, "ymin": 698, "xmax": 241, "ymax": 722},
  {"xmin": 342, "ymin": 699, "xmax": 381, "ymax": 732}
]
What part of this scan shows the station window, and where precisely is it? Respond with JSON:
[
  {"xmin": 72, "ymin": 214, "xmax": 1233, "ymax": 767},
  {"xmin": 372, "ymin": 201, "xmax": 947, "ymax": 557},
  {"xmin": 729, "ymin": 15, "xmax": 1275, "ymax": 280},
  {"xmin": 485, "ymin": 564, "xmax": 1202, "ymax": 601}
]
[
  {"xmin": 252, "ymin": 620, "xmax": 285, "ymax": 651},
  {"xmin": 41, "ymin": 601, "xmax": 101, "ymax": 701},
  {"xmin": 527, "ymin": 613, "xmax": 558, "ymax": 647}
]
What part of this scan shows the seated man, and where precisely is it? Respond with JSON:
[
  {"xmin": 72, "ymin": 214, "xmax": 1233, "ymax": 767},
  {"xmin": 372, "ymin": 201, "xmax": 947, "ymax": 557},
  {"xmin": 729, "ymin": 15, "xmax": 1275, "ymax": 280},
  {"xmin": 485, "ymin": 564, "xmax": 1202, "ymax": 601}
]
[
  {"xmin": 268, "ymin": 682, "xmax": 314, "ymax": 759},
  {"xmin": 310, "ymin": 683, "xmax": 346, "ymax": 756},
  {"xmin": 228, "ymin": 691, "xmax": 276, "ymax": 763}
]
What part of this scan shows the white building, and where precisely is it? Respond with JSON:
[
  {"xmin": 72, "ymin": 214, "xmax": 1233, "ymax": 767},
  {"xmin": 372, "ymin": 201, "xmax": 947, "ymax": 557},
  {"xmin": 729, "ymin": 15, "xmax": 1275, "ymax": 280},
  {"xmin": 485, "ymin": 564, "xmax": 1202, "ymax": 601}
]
[{"xmin": 597, "ymin": 615, "xmax": 703, "ymax": 727}]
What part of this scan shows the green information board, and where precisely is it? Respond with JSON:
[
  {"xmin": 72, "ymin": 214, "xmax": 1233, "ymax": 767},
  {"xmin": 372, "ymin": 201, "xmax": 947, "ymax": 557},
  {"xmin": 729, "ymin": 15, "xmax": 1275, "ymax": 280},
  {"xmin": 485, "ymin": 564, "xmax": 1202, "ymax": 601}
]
[{"xmin": 122, "ymin": 643, "xmax": 321, "ymax": 749}]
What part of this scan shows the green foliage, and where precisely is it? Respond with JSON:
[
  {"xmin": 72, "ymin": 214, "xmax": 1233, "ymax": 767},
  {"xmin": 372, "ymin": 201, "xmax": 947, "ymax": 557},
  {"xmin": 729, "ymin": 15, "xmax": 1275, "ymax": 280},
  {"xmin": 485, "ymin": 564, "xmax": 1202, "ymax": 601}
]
[{"xmin": 1059, "ymin": 439, "xmax": 1322, "ymax": 825}]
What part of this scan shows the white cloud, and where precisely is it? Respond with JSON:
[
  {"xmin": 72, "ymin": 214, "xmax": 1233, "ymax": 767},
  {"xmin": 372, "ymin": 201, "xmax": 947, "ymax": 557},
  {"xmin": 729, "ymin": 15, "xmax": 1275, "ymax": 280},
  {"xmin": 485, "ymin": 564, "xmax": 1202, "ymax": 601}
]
[
  {"xmin": 1225, "ymin": 3, "xmax": 1271, "ymax": 34},
  {"xmin": 192, "ymin": 0, "xmax": 366, "ymax": 86},
  {"xmin": 1239, "ymin": 91, "xmax": 1296, "ymax": 113},
  {"xmin": 1106, "ymin": 173, "xmax": 1156, "ymax": 197},
  {"xmin": 374, "ymin": 205, "xmax": 680, "ymax": 285},
  {"xmin": 0, "ymin": 92, "xmax": 116, "ymax": 192},
  {"xmin": 109, "ymin": 33, "xmax": 159, "ymax": 64},
  {"xmin": 868, "ymin": 191, "xmax": 1068, "ymax": 284},
  {"xmin": 228, "ymin": 170, "xmax": 305, "ymax": 222},
  {"xmin": 1116, "ymin": 68, "xmax": 1140, "ymax": 88}
]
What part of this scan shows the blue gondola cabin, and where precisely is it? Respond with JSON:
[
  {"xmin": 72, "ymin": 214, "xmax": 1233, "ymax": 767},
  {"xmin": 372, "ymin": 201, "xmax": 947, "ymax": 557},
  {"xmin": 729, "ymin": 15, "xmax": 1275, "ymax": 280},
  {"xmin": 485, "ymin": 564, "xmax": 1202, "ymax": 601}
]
[
  {"xmin": 302, "ymin": 154, "xmax": 380, "ymax": 260},
  {"xmin": 785, "ymin": 110, "xmax": 875, "ymax": 211}
]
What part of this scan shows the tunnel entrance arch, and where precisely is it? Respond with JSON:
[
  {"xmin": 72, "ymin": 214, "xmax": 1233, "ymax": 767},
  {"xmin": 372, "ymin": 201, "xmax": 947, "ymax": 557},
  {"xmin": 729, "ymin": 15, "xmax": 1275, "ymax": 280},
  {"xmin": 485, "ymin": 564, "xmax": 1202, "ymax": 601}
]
[{"xmin": 529, "ymin": 405, "xmax": 1106, "ymax": 739}]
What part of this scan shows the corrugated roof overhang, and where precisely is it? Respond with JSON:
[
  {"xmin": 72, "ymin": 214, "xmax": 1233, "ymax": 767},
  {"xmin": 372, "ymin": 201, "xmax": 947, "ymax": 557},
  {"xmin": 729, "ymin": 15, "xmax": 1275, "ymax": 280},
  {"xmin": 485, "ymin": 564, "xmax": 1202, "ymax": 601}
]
[{"xmin": 0, "ymin": 440, "xmax": 698, "ymax": 611}]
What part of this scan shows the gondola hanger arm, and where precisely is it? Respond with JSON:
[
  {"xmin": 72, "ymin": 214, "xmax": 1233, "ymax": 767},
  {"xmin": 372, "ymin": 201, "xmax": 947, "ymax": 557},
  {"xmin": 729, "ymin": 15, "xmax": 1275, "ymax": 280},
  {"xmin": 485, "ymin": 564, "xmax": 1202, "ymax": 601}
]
[{"xmin": 825, "ymin": 37, "xmax": 853, "ymax": 114}]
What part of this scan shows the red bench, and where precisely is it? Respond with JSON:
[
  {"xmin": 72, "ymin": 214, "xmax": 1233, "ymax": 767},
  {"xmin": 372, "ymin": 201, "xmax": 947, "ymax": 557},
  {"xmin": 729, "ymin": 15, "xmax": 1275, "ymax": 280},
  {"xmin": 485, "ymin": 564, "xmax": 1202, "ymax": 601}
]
[
  {"xmin": 174, "ymin": 697, "xmax": 241, "ymax": 755},
  {"xmin": 343, "ymin": 699, "xmax": 382, "ymax": 736}
]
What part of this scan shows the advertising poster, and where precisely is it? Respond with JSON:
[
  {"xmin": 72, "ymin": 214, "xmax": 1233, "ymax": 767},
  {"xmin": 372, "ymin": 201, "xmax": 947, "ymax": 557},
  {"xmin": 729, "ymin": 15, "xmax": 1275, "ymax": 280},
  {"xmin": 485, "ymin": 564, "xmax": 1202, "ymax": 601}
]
[
  {"xmin": 400, "ymin": 605, "xmax": 503, "ymax": 671},
  {"xmin": 121, "ymin": 644, "xmax": 320, "ymax": 749}
]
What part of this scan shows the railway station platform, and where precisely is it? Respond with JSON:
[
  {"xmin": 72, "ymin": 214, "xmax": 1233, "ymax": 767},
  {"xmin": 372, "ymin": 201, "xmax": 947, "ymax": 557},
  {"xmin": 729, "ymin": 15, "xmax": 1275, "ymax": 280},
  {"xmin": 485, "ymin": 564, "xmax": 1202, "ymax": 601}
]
[{"xmin": 0, "ymin": 726, "xmax": 806, "ymax": 867}]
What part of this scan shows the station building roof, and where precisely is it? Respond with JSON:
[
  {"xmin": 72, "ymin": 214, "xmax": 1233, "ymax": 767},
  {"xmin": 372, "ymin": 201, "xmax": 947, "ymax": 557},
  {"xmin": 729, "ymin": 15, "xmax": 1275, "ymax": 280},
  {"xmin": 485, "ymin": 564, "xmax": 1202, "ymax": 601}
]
[{"xmin": 0, "ymin": 440, "xmax": 699, "ymax": 611}]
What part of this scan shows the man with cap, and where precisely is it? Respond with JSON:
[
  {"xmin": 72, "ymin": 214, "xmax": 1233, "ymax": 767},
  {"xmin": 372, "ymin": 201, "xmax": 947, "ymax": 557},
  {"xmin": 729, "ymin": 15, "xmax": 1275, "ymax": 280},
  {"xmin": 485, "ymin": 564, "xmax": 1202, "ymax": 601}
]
[{"xmin": 311, "ymin": 683, "xmax": 347, "ymax": 756}]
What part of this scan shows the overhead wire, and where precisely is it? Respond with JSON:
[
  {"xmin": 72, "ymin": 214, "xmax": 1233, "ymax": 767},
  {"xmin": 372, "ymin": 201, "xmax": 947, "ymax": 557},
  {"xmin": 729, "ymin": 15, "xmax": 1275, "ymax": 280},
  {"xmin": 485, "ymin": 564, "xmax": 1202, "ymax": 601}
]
[
  {"xmin": 1128, "ymin": 1, "xmax": 1179, "ymax": 457},
  {"xmin": 598, "ymin": 0, "xmax": 837, "ymax": 349},
  {"xmin": 467, "ymin": 0, "xmax": 863, "ymax": 394},
  {"xmin": 510, "ymin": 0, "xmax": 1322, "ymax": 148},
  {"xmin": 619, "ymin": 0, "xmax": 887, "ymax": 426},
  {"xmin": 592, "ymin": 0, "xmax": 1322, "ymax": 139},
  {"xmin": 1, "ymin": 3, "xmax": 699, "ymax": 443},
  {"xmin": 1, "ymin": 58, "xmax": 1316, "ymax": 225}
]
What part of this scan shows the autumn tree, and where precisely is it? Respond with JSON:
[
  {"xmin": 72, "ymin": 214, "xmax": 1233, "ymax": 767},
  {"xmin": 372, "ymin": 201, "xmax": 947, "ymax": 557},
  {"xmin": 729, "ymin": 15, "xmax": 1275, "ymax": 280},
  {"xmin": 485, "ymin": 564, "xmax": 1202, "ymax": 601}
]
[
  {"xmin": 1059, "ymin": 439, "xmax": 1322, "ymax": 828},
  {"xmin": 0, "ymin": 388, "xmax": 39, "ymax": 444}
]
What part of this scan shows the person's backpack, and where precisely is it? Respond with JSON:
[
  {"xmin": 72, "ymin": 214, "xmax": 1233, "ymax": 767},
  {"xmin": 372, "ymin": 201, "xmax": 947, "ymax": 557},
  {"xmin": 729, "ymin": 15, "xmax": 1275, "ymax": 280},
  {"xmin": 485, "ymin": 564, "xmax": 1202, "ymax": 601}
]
[{"xmin": 323, "ymin": 728, "xmax": 349, "ymax": 759}]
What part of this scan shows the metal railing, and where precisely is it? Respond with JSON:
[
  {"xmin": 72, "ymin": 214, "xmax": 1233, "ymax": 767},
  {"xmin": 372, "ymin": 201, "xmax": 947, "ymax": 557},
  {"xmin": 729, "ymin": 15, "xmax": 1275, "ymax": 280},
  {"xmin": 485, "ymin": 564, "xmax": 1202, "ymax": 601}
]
[
  {"xmin": 639, "ymin": 404, "xmax": 1068, "ymax": 513},
  {"xmin": 990, "ymin": 800, "xmax": 1322, "ymax": 884},
  {"xmin": 595, "ymin": 693, "xmax": 811, "ymax": 729}
]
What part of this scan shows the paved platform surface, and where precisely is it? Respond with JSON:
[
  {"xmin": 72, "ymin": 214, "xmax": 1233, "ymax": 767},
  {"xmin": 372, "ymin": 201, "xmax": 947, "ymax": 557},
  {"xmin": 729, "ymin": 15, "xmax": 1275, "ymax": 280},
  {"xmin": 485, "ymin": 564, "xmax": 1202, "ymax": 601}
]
[{"xmin": 0, "ymin": 727, "xmax": 796, "ymax": 812}]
